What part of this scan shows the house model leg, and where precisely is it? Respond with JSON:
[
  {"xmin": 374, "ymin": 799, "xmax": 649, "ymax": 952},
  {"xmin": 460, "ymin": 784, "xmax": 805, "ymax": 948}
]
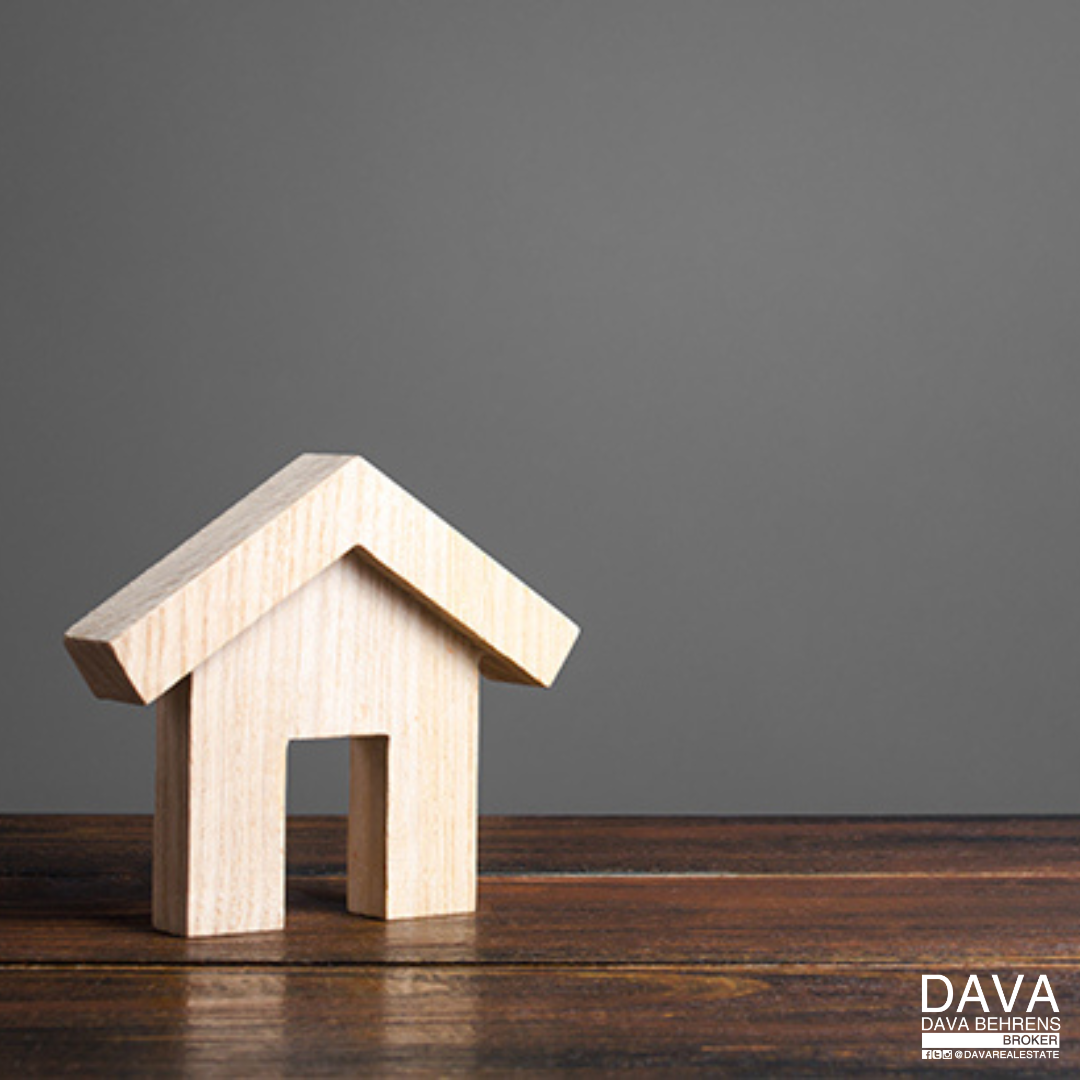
[
  {"xmin": 153, "ymin": 673, "xmax": 289, "ymax": 937},
  {"xmin": 347, "ymin": 638, "xmax": 479, "ymax": 920}
]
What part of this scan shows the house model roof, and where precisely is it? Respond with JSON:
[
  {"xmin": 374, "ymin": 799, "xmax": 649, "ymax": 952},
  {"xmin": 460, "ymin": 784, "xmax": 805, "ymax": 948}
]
[{"xmin": 65, "ymin": 453, "xmax": 579, "ymax": 705}]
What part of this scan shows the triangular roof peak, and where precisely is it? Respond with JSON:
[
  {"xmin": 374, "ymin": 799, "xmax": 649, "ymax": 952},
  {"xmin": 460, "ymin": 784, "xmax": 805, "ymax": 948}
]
[{"xmin": 65, "ymin": 453, "xmax": 579, "ymax": 704}]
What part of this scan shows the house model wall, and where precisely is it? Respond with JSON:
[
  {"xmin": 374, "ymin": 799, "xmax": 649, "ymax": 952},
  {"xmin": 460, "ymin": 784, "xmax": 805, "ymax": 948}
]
[{"xmin": 64, "ymin": 454, "xmax": 579, "ymax": 938}]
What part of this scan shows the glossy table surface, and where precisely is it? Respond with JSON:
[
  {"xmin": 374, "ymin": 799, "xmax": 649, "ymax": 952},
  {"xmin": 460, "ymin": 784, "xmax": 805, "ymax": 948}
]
[{"xmin": 1, "ymin": 815, "xmax": 1078, "ymax": 1075}]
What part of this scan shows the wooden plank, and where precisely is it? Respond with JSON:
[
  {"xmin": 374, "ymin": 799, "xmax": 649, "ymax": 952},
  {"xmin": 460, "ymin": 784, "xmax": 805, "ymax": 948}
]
[
  {"xmin": 4, "ymin": 869, "xmax": 1080, "ymax": 967},
  {"xmin": 0, "ymin": 966, "xmax": 1071, "ymax": 1075},
  {"xmin": 4, "ymin": 816, "xmax": 1080, "ymax": 964},
  {"xmin": 480, "ymin": 814, "xmax": 1080, "ymax": 875},
  {"xmin": 64, "ymin": 454, "xmax": 578, "ymax": 703},
  {"xmin": 3, "ymin": 815, "xmax": 1079, "ymax": 881}
]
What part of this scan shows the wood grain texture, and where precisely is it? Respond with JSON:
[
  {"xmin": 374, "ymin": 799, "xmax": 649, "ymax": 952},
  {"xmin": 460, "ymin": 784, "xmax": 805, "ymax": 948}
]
[
  {"xmin": 3, "ymin": 816, "xmax": 1079, "ymax": 1074},
  {"xmin": 64, "ymin": 453, "xmax": 579, "ymax": 703}
]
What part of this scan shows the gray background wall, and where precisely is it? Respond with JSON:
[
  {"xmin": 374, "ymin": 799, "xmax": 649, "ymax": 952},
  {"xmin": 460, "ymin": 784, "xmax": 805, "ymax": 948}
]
[{"xmin": 4, "ymin": 1, "xmax": 1080, "ymax": 814}]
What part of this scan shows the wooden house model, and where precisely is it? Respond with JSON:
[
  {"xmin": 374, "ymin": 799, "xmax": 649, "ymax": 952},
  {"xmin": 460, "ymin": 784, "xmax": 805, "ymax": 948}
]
[{"xmin": 64, "ymin": 454, "xmax": 579, "ymax": 938}]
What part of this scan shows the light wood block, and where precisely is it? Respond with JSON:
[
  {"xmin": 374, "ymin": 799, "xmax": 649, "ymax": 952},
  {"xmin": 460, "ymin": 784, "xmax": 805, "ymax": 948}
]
[{"xmin": 64, "ymin": 454, "xmax": 578, "ymax": 937}]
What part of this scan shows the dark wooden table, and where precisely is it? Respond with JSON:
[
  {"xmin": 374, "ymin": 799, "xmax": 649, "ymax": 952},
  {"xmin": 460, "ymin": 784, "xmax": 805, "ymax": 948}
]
[{"xmin": 1, "ymin": 816, "xmax": 1078, "ymax": 1074}]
